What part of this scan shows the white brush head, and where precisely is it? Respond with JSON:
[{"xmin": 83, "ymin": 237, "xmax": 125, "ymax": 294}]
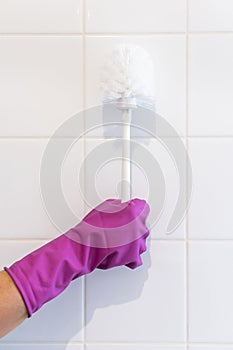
[{"xmin": 100, "ymin": 44, "xmax": 155, "ymax": 110}]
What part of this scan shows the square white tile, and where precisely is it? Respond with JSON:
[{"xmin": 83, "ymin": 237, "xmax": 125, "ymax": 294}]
[
  {"xmin": 85, "ymin": 35, "xmax": 186, "ymax": 137},
  {"xmin": 189, "ymin": 0, "xmax": 233, "ymax": 31},
  {"xmin": 85, "ymin": 0, "xmax": 186, "ymax": 32},
  {"xmin": 85, "ymin": 241, "xmax": 186, "ymax": 342},
  {"xmin": 189, "ymin": 242, "xmax": 233, "ymax": 342},
  {"xmin": 188, "ymin": 138, "xmax": 233, "ymax": 239},
  {"xmin": 0, "ymin": 138, "xmax": 84, "ymax": 239},
  {"xmin": 0, "ymin": 37, "xmax": 83, "ymax": 136},
  {"xmin": 0, "ymin": 0, "xmax": 82, "ymax": 33},
  {"xmin": 189, "ymin": 34, "xmax": 233, "ymax": 135},
  {"xmin": 0, "ymin": 242, "xmax": 84, "ymax": 342},
  {"xmin": 85, "ymin": 138, "xmax": 186, "ymax": 239}
]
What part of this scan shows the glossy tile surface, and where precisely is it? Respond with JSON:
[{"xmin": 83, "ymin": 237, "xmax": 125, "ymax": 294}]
[
  {"xmin": 189, "ymin": 35, "xmax": 233, "ymax": 135},
  {"xmin": 0, "ymin": 138, "xmax": 84, "ymax": 238},
  {"xmin": 86, "ymin": 241, "xmax": 186, "ymax": 342},
  {"xmin": 0, "ymin": 37, "xmax": 83, "ymax": 136},
  {"xmin": 189, "ymin": 242, "xmax": 233, "ymax": 342},
  {"xmin": 188, "ymin": 138, "xmax": 233, "ymax": 239},
  {"xmin": 86, "ymin": 0, "xmax": 186, "ymax": 32},
  {"xmin": 0, "ymin": 0, "xmax": 82, "ymax": 33},
  {"xmin": 189, "ymin": 0, "xmax": 233, "ymax": 31}
]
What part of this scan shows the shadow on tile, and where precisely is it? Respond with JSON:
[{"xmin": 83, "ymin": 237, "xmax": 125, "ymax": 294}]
[
  {"xmin": 85, "ymin": 239, "xmax": 151, "ymax": 325},
  {"xmin": 0, "ymin": 278, "xmax": 83, "ymax": 345}
]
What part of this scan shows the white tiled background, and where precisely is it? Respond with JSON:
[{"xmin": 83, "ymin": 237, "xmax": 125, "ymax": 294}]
[{"xmin": 0, "ymin": 0, "xmax": 233, "ymax": 349}]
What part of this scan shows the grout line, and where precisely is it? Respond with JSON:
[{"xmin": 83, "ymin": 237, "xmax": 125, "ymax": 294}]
[
  {"xmin": 3, "ymin": 238, "xmax": 233, "ymax": 243},
  {"xmin": 82, "ymin": 275, "xmax": 86, "ymax": 349},
  {"xmin": 0, "ymin": 33, "xmax": 83, "ymax": 37},
  {"xmin": 0, "ymin": 343, "xmax": 71, "ymax": 346},
  {"xmin": 2, "ymin": 341, "xmax": 233, "ymax": 345},
  {"xmin": 0, "ymin": 33, "xmax": 82, "ymax": 38},
  {"xmin": 84, "ymin": 275, "xmax": 87, "ymax": 349},
  {"xmin": 0, "ymin": 31, "xmax": 232, "ymax": 37},
  {"xmin": 82, "ymin": 31, "xmax": 233, "ymax": 35},
  {"xmin": 186, "ymin": 140, "xmax": 190, "ymax": 348},
  {"xmin": 1, "ymin": 135, "xmax": 233, "ymax": 140},
  {"xmin": 0, "ymin": 136, "xmax": 54, "ymax": 139},
  {"xmin": 82, "ymin": 1, "xmax": 87, "ymax": 349},
  {"xmin": 85, "ymin": 31, "xmax": 186, "ymax": 35},
  {"xmin": 186, "ymin": 0, "xmax": 190, "ymax": 348},
  {"xmin": 78, "ymin": 135, "xmax": 187, "ymax": 140},
  {"xmin": 94, "ymin": 343, "xmax": 233, "ymax": 346}
]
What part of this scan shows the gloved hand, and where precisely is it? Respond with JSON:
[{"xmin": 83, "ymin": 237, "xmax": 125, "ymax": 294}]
[{"xmin": 5, "ymin": 198, "xmax": 150, "ymax": 317}]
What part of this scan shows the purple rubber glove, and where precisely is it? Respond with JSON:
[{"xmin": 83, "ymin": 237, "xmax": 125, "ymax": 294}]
[{"xmin": 5, "ymin": 198, "xmax": 150, "ymax": 317}]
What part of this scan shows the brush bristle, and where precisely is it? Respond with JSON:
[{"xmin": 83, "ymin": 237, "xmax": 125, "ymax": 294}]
[{"xmin": 100, "ymin": 44, "xmax": 155, "ymax": 108}]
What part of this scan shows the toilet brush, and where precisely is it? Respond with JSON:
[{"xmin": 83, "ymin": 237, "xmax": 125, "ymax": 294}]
[{"xmin": 100, "ymin": 44, "xmax": 155, "ymax": 202}]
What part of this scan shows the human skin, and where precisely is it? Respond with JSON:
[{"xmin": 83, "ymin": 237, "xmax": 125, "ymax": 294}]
[{"xmin": 0, "ymin": 270, "xmax": 27, "ymax": 338}]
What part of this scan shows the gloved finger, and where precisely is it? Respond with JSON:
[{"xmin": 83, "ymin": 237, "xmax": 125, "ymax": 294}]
[
  {"xmin": 139, "ymin": 231, "xmax": 150, "ymax": 254},
  {"xmin": 131, "ymin": 198, "xmax": 150, "ymax": 223},
  {"xmin": 125, "ymin": 255, "xmax": 143, "ymax": 269}
]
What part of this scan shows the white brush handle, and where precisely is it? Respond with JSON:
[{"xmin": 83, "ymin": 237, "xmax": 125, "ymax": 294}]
[{"xmin": 121, "ymin": 109, "xmax": 132, "ymax": 202}]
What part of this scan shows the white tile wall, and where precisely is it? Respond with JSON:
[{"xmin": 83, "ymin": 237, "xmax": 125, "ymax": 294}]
[
  {"xmin": 85, "ymin": 0, "xmax": 186, "ymax": 33},
  {"xmin": 0, "ymin": 0, "xmax": 83, "ymax": 33},
  {"xmin": 0, "ymin": 0, "xmax": 233, "ymax": 349}
]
